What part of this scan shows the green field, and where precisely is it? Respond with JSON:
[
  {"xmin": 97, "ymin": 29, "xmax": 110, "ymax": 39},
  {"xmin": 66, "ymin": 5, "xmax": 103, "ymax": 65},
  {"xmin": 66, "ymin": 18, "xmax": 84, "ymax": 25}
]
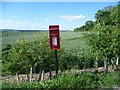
[
  {"xmin": 61, "ymin": 31, "xmax": 90, "ymax": 56},
  {"xmin": 2, "ymin": 31, "xmax": 90, "ymax": 55}
]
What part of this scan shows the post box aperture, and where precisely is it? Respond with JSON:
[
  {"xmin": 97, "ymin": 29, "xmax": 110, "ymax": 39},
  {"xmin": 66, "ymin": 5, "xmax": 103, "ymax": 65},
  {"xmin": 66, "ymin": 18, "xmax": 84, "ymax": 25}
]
[{"xmin": 49, "ymin": 25, "xmax": 60, "ymax": 49}]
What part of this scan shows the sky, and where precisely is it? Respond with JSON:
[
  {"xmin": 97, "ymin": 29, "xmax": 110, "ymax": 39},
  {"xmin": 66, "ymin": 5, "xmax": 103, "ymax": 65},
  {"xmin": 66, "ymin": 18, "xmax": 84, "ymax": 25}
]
[{"xmin": 0, "ymin": 2, "xmax": 119, "ymax": 30}]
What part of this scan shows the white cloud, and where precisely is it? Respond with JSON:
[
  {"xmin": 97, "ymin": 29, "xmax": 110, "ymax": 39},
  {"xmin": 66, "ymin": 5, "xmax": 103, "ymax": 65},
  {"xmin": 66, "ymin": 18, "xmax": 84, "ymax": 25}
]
[
  {"xmin": 41, "ymin": 26, "xmax": 47, "ymax": 28},
  {"xmin": 34, "ymin": 17, "xmax": 39, "ymax": 20},
  {"xmin": 6, "ymin": 24, "xmax": 15, "ymax": 27},
  {"xmin": 1, "ymin": 19, "xmax": 11, "ymax": 23},
  {"xmin": 13, "ymin": 16, "xmax": 18, "ymax": 18},
  {"xmin": 59, "ymin": 14, "xmax": 85, "ymax": 21},
  {"xmin": 0, "ymin": 20, "xmax": 43, "ymax": 30},
  {"xmin": 16, "ymin": 21, "xmax": 28, "ymax": 25},
  {"xmin": 45, "ymin": 18, "xmax": 49, "ymax": 21}
]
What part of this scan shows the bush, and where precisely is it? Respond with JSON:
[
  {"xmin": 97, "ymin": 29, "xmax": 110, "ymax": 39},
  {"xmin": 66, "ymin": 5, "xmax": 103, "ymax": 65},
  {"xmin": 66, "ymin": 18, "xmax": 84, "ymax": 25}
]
[{"xmin": 2, "ymin": 35, "xmax": 55, "ymax": 75}]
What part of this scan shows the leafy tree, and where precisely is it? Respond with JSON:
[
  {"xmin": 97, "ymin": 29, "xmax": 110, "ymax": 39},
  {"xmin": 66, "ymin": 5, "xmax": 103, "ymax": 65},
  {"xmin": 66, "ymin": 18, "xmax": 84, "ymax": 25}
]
[{"xmin": 74, "ymin": 20, "xmax": 94, "ymax": 31}]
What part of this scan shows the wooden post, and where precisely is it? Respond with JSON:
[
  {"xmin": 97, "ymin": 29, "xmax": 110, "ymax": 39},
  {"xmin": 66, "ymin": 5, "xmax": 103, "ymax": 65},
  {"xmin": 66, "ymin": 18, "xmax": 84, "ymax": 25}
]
[
  {"xmin": 116, "ymin": 56, "xmax": 119, "ymax": 71},
  {"xmin": 29, "ymin": 67, "xmax": 32, "ymax": 83},
  {"xmin": 111, "ymin": 59, "xmax": 114, "ymax": 70},
  {"xmin": 38, "ymin": 70, "xmax": 42, "ymax": 81},
  {"xmin": 41, "ymin": 70, "xmax": 44, "ymax": 81},
  {"xmin": 95, "ymin": 56, "xmax": 98, "ymax": 73},
  {"xmin": 38, "ymin": 65, "xmax": 42, "ymax": 81},
  {"xmin": 104, "ymin": 56, "xmax": 108, "ymax": 72},
  {"xmin": 49, "ymin": 69, "xmax": 52, "ymax": 80},
  {"xmin": 16, "ymin": 72, "xmax": 19, "ymax": 82}
]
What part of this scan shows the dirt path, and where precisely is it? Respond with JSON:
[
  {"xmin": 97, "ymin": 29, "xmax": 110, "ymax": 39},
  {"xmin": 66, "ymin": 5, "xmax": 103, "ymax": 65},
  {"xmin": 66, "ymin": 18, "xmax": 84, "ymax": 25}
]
[{"xmin": 1, "ymin": 65, "xmax": 120, "ymax": 82}]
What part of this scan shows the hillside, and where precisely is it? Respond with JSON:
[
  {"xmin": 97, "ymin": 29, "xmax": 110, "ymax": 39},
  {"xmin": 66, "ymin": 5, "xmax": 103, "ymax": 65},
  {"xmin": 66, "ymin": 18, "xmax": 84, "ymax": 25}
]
[{"xmin": 0, "ymin": 29, "xmax": 48, "ymax": 32}]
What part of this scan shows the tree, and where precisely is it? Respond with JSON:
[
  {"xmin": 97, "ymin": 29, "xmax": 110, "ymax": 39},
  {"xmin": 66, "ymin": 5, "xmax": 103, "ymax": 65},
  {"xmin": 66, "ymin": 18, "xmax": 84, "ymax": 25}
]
[
  {"xmin": 74, "ymin": 28, "xmax": 80, "ymax": 32},
  {"xmin": 74, "ymin": 20, "xmax": 94, "ymax": 31},
  {"xmin": 85, "ymin": 20, "xmax": 94, "ymax": 30}
]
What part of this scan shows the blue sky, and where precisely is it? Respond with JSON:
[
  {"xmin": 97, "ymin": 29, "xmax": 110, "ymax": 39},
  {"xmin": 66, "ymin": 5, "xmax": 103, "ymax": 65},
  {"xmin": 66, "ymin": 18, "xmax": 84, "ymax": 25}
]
[{"xmin": 0, "ymin": 2, "xmax": 118, "ymax": 30}]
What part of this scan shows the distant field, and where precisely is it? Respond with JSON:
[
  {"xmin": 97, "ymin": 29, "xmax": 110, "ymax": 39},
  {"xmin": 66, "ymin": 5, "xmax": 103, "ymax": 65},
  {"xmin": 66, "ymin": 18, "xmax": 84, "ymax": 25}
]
[
  {"xmin": 2, "ymin": 31, "xmax": 90, "ymax": 55},
  {"xmin": 2, "ymin": 32, "xmax": 47, "ymax": 49}
]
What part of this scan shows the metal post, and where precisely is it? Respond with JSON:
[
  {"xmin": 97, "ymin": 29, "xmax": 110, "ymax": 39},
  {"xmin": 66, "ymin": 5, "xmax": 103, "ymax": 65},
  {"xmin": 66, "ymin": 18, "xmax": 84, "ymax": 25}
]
[{"xmin": 54, "ymin": 49, "xmax": 58, "ymax": 77}]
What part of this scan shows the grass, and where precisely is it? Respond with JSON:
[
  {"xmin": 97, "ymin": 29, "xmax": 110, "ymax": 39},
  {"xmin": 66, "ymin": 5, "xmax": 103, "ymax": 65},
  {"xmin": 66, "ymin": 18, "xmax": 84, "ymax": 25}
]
[{"xmin": 60, "ymin": 31, "xmax": 90, "ymax": 56}]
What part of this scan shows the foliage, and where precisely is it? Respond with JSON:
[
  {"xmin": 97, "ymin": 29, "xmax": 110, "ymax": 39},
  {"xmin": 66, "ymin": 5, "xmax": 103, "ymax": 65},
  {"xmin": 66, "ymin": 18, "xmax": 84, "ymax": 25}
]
[
  {"xmin": 59, "ymin": 52, "xmax": 82, "ymax": 70},
  {"xmin": 75, "ymin": 4, "xmax": 120, "ymax": 71},
  {"xmin": 91, "ymin": 4, "xmax": 119, "ymax": 68}
]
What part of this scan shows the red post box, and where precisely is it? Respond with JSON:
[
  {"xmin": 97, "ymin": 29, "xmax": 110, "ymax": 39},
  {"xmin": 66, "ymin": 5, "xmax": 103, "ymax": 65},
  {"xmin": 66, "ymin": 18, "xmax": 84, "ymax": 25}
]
[{"xmin": 49, "ymin": 25, "xmax": 60, "ymax": 49}]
